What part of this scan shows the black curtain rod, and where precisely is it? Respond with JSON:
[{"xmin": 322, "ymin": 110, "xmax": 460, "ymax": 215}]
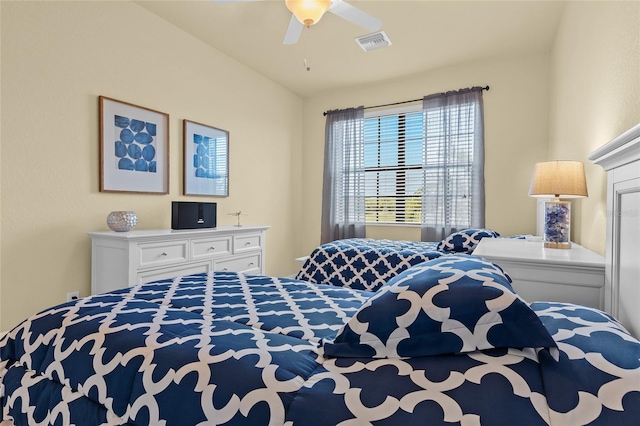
[{"xmin": 323, "ymin": 85, "xmax": 490, "ymax": 116}]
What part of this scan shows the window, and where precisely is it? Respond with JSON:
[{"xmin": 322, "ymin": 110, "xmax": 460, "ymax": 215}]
[
  {"xmin": 363, "ymin": 98, "xmax": 481, "ymax": 229},
  {"xmin": 364, "ymin": 107, "xmax": 424, "ymax": 223},
  {"xmin": 321, "ymin": 87, "xmax": 485, "ymax": 244}
]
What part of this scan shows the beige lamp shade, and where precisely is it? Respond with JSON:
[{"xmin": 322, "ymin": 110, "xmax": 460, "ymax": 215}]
[
  {"xmin": 286, "ymin": 0, "xmax": 332, "ymax": 27},
  {"xmin": 529, "ymin": 161, "xmax": 588, "ymax": 198}
]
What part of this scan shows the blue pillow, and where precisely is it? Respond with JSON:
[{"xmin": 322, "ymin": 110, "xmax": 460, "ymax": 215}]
[
  {"xmin": 323, "ymin": 255, "xmax": 556, "ymax": 358},
  {"xmin": 437, "ymin": 228, "xmax": 500, "ymax": 253}
]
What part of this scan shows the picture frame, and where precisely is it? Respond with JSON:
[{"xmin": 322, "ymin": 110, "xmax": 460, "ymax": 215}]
[
  {"xmin": 183, "ymin": 120, "xmax": 229, "ymax": 197},
  {"xmin": 99, "ymin": 96, "xmax": 169, "ymax": 194}
]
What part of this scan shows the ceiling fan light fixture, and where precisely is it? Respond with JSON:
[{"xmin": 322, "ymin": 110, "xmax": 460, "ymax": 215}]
[{"xmin": 285, "ymin": 0, "xmax": 332, "ymax": 27}]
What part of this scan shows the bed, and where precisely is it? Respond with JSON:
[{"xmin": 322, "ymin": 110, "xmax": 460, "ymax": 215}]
[
  {"xmin": 2, "ymin": 253, "xmax": 639, "ymax": 425},
  {"xmin": 295, "ymin": 229, "xmax": 502, "ymax": 291},
  {"xmin": 589, "ymin": 122, "xmax": 640, "ymax": 339}
]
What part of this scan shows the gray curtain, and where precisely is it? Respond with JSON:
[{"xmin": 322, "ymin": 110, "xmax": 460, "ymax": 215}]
[
  {"xmin": 421, "ymin": 87, "xmax": 485, "ymax": 241},
  {"xmin": 321, "ymin": 106, "xmax": 366, "ymax": 244}
]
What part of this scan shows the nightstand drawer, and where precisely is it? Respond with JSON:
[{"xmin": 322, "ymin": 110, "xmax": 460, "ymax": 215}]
[
  {"xmin": 495, "ymin": 260, "xmax": 604, "ymax": 308},
  {"xmin": 215, "ymin": 254, "xmax": 261, "ymax": 273},
  {"xmin": 192, "ymin": 237, "xmax": 231, "ymax": 259},
  {"xmin": 474, "ymin": 238, "xmax": 605, "ymax": 309},
  {"xmin": 233, "ymin": 234, "xmax": 262, "ymax": 254},
  {"xmin": 138, "ymin": 241, "xmax": 188, "ymax": 267}
]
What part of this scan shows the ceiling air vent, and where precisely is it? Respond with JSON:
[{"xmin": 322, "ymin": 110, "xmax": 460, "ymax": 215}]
[{"xmin": 355, "ymin": 31, "xmax": 392, "ymax": 52}]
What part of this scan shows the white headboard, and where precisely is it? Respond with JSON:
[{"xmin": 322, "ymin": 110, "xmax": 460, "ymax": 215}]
[{"xmin": 589, "ymin": 123, "xmax": 640, "ymax": 338}]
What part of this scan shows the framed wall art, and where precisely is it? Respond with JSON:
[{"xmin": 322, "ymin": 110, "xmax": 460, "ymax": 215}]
[
  {"xmin": 183, "ymin": 120, "xmax": 229, "ymax": 197},
  {"xmin": 99, "ymin": 96, "xmax": 169, "ymax": 194}
]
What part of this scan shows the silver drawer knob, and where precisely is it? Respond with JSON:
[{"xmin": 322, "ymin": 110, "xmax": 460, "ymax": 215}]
[
  {"xmin": 245, "ymin": 242, "xmax": 251, "ymax": 246},
  {"xmin": 208, "ymin": 247, "xmax": 216, "ymax": 251},
  {"xmin": 161, "ymin": 252, "xmax": 167, "ymax": 256}
]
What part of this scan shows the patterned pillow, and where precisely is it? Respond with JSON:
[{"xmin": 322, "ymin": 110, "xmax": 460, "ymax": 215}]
[
  {"xmin": 323, "ymin": 255, "xmax": 556, "ymax": 358},
  {"xmin": 437, "ymin": 228, "xmax": 501, "ymax": 253}
]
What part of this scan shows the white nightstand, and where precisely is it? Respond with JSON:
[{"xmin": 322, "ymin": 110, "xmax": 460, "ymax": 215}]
[
  {"xmin": 295, "ymin": 256, "xmax": 309, "ymax": 267},
  {"xmin": 473, "ymin": 238, "xmax": 605, "ymax": 309}
]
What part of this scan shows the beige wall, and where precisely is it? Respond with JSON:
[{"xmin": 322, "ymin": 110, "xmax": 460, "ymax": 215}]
[
  {"xmin": 298, "ymin": 54, "xmax": 551, "ymax": 257},
  {"xmin": 549, "ymin": 1, "xmax": 640, "ymax": 255},
  {"xmin": 0, "ymin": 1, "xmax": 303, "ymax": 330}
]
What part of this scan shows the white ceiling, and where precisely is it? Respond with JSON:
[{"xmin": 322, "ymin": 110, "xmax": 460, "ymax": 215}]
[{"xmin": 135, "ymin": 0, "xmax": 566, "ymax": 97}]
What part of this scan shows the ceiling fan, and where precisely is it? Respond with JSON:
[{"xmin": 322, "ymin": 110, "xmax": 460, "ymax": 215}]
[{"xmin": 213, "ymin": 0, "xmax": 383, "ymax": 45}]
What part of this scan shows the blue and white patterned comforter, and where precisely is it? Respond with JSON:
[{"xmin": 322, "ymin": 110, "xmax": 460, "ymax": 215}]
[
  {"xmin": 1, "ymin": 271, "xmax": 639, "ymax": 425},
  {"xmin": 296, "ymin": 238, "xmax": 445, "ymax": 291}
]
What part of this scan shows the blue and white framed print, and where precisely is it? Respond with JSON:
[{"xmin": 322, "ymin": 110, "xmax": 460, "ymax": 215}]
[
  {"xmin": 183, "ymin": 120, "xmax": 229, "ymax": 197},
  {"xmin": 99, "ymin": 96, "xmax": 169, "ymax": 194}
]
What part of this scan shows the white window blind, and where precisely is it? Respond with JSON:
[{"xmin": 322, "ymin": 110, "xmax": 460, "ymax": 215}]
[
  {"xmin": 364, "ymin": 101, "xmax": 477, "ymax": 227},
  {"xmin": 331, "ymin": 118, "xmax": 365, "ymax": 224}
]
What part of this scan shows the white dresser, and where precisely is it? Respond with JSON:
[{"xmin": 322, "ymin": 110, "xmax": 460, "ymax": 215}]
[
  {"xmin": 88, "ymin": 226, "xmax": 269, "ymax": 294},
  {"xmin": 473, "ymin": 238, "xmax": 605, "ymax": 309}
]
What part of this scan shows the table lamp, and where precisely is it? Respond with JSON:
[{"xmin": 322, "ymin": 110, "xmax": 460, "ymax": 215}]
[{"xmin": 528, "ymin": 161, "xmax": 588, "ymax": 249}]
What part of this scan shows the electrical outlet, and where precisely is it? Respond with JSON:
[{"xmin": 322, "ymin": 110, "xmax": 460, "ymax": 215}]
[{"xmin": 66, "ymin": 291, "xmax": 79, "ymax": 302}]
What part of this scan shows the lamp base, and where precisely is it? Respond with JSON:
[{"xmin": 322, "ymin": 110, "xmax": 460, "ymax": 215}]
[
  {"xmin": 543, "ymin": 200, "xmax": 571, "ymax": 249},
  {"xmin": 544, "ymin": 241, "xmax": 572, "ymax": 249}
]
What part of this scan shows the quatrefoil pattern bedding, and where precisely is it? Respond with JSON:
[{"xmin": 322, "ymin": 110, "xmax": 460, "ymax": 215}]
[
  {"xmin": 323, "ymin": 255, "xmax": 556, "ymax": 358},
  {"xmin": 2, "ymin": 270, "xmax": 639, "ymax": 425},
  {"xmin": 295, "ymin": 238, "xmax": 445, "ymax": 291},
  {"xmin": 436, "ymin": 228, "xmax": 501, "ymax": 253}
]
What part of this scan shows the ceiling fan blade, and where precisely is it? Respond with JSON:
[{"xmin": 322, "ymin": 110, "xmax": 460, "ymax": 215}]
[
  {"xmin": 329, "ymin": 0, "xmax": 382, "ymax": 32},
  {"xmin": 283, "ymin": 14, "xmax": 304, "ymax": 45}
]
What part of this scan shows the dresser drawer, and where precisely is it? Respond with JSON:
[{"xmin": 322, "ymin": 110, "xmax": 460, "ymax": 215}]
[
  {"xmin": 138, "ymin": 261, "xmax": 212, "ymax": 285},
  {"xmin": 215, "ymin": 254, "xmax": 261, "ymax": 273},
  {"xmin": 138, "ymin": 241, "xmax": 188, "ymax": 267},
  {"xmin": 233, "ymin": 234, "xmax": 262, "ymax": 254},
  {"xmin": 192, "ymin": 236, "xmax": 231, "ymax": 260}
]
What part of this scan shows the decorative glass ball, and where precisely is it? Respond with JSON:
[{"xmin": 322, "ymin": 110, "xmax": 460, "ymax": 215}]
[{"xmin": 107, "ymin": 211, "xmax": 138, "ymax": 232}]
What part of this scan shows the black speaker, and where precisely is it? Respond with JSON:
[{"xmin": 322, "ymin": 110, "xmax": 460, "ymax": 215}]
[{"xmin": 171, "ymin": 202, "xmax": 217, "ymax": 230}]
